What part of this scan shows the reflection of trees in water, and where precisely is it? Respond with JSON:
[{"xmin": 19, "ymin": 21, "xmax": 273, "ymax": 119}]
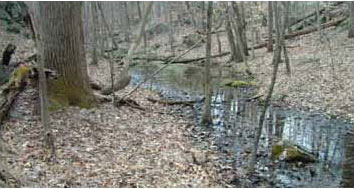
[
  {"xmin": 132, "ymin": 64, "xmax": 351, "ymax": 187},
  {"xmin": 341, "ymin": 133, "xmax": 354, "ymax": 187}
]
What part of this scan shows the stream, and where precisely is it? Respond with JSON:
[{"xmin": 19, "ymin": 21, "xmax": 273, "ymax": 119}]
[{"xmin": 130, "ymin": 63, "xmax": 354, "ymax": 187}]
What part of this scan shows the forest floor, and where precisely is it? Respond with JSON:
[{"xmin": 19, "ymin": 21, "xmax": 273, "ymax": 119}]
[
  {"xmin": 1, "ymin": 14, "xmax": 353, "ymax": 187},
  {"xmin": 1, "ymin": 28, "xmax": 229, "ymax": 187}
]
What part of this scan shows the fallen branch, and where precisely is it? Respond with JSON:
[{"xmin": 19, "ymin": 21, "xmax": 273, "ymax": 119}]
[
  {"xmin": 146, "ymin": 97, "xmax": 201, "ymax": 107},
  {"xmin": 114, "ymin": 97, "xmax": 145, "ymax": 111},
  {"xmin": 246, "ymin": 94, "xmax": 263, "ymax": 101},
  {"xmin": 161, "ymin": 52, "xmax": 230, "ymax": 64}
]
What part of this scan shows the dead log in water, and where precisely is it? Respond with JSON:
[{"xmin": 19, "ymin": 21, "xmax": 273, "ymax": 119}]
[{"xmin": 147, "ymin": 97, "xmax": 203, "ymax": 107}]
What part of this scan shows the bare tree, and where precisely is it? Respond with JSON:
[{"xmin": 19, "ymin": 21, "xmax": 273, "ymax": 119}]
[
  {"xmin": 283, "ymin": 2, "xmax": 291, "ymax": 34},
  {"xmin": 32, "ymin": 1, "xmax": 56, "ymax": 160},
  {"xmin": 123, "ymin": 2, "xmax": 131, "ymax": 42},
  {"xmin": 168, "ymin": 4, "xmax": 175, "ymax": 56},
  {"xmin": 348, "ymin": 2, "xmax": 354, "ymax": 38},
  {"xmin": 185, "ymin": 2, "xmax": 197, "ymax": 28},
  {"xmin": 91, "ymin": 2, "xmax": 98, "ymax": 65},
  {"xmin": 102, "ymin": 2, "xmax": 154, "ymax": 96},
  {"xmin": 316, "ymin": 2, "xmax": 323, "ymax": 40},
  {"xmin": 248, "ymin": 1, "xmax": 283, "ymax": 172},
  {"xmin": 231, "ymin": 2, "xmax": 249, "ymax": 56},
  {"xmin": 201, "ymin": 1, "xmax": 213, "ymax": 126},
  {"xmin": 267, "ymin": 1, "xmax": 273, "ymax": 52},
  {"xmin": 230, "ymin": 3, "xmax": 252, "ymax": 74},
  {"xmin": 137, "ymin": 2, "xmax": 147, "ymax": 56},
  {"xmin": 225, "ymin": 5, "xmax": 242, "ymax": 63}
]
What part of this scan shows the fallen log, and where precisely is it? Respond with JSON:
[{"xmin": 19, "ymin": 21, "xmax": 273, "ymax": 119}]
[
  {"xmin": 161, "ymin": 52, "xmax": 230, "ymax": 64},
  {"xmin": 147, "ymin": 97, "xmax": 202, "ymax": 107},
  {"xmin": 286, "ymin": 16, "xmax": 346, "ymax": 38},
  {"xmin": 0, "ymin": 65, "xmax": 31, "ymax": 124},
  {"xmin": 250, "ymin": 16, "xmax": 347, "ymax": 50},
  {"xmin": 289, "ymin": 2, "xmax": 344, "ymax": 28},
  {"xmin": 137, "ymin": 17, "xmax": 347, "ymax": 66}
]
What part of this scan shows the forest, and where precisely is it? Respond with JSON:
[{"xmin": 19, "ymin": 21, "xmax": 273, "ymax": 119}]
[{"xmin": 0, "ymin": 1, "xmax": 353, "ymax": 188}]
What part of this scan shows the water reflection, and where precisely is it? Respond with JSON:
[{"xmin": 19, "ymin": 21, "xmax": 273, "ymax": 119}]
[{"xmin": 131, "ymin": 63, "xmax": 353, "ymax": 187}]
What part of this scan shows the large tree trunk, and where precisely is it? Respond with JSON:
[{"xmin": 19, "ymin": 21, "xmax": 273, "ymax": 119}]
[
  {"xmin": 38, "ymin": 2, "xmax": 95, "ymax": 108},
  {"xmin": 201, "ymin": 1, "xmax": 213, "ymax": 126},
  {"xmin": 348, "ymin": 2, "xmax": 354, "ymax": 38}
]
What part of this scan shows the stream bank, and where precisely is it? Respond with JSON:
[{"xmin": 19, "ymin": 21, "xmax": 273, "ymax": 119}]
[{"xmin": 131, "ymin": 62, "xmax": 354, "ymax": 187}]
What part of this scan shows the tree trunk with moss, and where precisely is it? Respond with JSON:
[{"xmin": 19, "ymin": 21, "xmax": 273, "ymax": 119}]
[
  {"xmin": 201, "ymin": 1, "xmax": 213, "ymax": 126},
  {"xmin": 38, "ymin": 2, "xmax": 95, "ymax": 109}
]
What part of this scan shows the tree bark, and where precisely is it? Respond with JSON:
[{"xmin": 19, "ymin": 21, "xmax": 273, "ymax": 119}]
[
  {"xmin": 267, "ymin": 1, "xmax": 273, "ymax": 52},
  {"xmin": 38, "ymin": 2, "xmax": 95, "ymax": 108},
  {"xmin": 340, "ymin": 132, "xmax": 354, "ymax": 187},
  {"xmin": 168, "ymin": 5, "xmax": 175, "ymax": 56},
  {"xmin": 316, "ymin": 2, "xmax": 323, "ymax": 40},
  {"xmin": 185, "ymin": 2, "xmax": 197, "ymax": 28},
  {"xmin": 249, "ymin": 1, "xmax": 283, "ymax": 173},
  {"xmin": 348, "ymin": 2, "xmax": 354, "ymax": 38},
  {"xmin": 123, "ymin": 2, "xmax": 131, "ymax": 42},
  {"xmin": 225, "ymin": 16, "xmax": 240, "ymax": 63},
  {"xmin": 201, "ymin": 1, "xmax": 213, "ymax": 126},
  {"xmin": 137, "ymin": 2, "xmax": 147, "ymax": 55},
  {"xmin": 91, "ymin": 2, "xmax": 98, "ymax": 65},
  {"xmin": 283, "ymin": 2, "xmax": 291, "ymax": 34},
  {"xmin": 231, "ymin": 2, "xmax": 249, "ymax": 56}
]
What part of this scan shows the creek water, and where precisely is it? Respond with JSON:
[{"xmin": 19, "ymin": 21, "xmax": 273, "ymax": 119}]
[{"xmin": 130, "ymin": 63, "xmax": 354, "ymax": 187}]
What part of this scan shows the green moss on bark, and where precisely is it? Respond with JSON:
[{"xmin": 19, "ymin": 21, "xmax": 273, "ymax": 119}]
[{"xmin": 48, "ymin": 78, "xmax": 96, "ymax": 110}]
